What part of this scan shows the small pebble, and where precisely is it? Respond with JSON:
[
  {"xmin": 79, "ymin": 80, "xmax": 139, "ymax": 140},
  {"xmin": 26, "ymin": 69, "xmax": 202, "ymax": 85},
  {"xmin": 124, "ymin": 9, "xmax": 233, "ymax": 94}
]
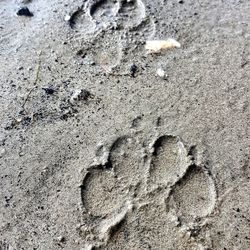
[
  {"xmin": 57, "ymin": 236, "xmax": 66, "ymax": 243},
  {"xmin": 70, "ymin": 89, "xmax": 91, "ymax": 105},
  {"xmin": 42, "ymin": 87, "xmax": 55, "ymax": 95},
  {"xmin": 130, "ymin": 64, "xmax": 137, "ymax": 77},
  {"xmin": 16, "ymin": 7, "xmax": 33, "ymax": 17}
]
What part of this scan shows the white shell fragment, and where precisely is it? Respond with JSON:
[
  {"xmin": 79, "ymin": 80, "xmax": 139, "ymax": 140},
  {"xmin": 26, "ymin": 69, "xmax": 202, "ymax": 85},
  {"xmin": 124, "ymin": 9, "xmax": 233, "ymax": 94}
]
[
  {"xmin": 64, "ymin": 14, "xmax": 71, "ymax": 22},
  {"xmin": 156, "ymin": 68, "xmax": 167, "ymax": 79},
  {"xmin": 145, "ymin": 39, "xmax": 181, "ymax": 53}
]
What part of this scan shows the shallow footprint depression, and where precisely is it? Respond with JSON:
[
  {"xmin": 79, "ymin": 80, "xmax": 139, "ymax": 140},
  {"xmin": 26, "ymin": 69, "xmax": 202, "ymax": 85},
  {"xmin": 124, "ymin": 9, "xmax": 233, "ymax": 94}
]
[
  {"xmin": 149, "ymin": 135, "xmax": 189, "ymax": 187},
  {"xmin": 171, "ymin": 165, "xmax": 216, "ymax": 224},
  {"xmin": 118, "ymin": 0, "xmax": 146, "ymax": 29},
  {"xmin": 109, "ymin": 136, "xmax": 143, "ymax": 187},
  {"xmin": 89, "ymin": 0, "xmax": 119, "ymax": 25},
  {"xmin": 81, "ymin": 168, "xmax": 126, "ymax": 217}
]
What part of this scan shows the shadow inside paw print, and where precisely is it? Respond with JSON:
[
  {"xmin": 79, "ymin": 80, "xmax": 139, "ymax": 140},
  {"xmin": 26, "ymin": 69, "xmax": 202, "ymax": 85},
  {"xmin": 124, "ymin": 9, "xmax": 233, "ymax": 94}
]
[{"xmin": 81, "ymin": 134, "xmax": 217, "ymax": 248}]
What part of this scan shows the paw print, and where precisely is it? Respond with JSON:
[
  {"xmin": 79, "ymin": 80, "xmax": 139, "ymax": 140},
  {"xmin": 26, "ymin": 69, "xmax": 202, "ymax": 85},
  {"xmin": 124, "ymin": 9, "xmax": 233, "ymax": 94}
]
[
  {"xmin": 80, "ymin": 133, "xmax": 217, "ymax": 249},
  {"xmin": 69, "ymin": 0, "xmax": 155, "ymax": 73}
]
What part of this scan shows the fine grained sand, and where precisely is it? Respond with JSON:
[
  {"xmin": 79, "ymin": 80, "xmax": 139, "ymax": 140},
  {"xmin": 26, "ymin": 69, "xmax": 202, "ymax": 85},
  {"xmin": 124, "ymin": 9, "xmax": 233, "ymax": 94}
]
[{"xmin": 0, "ymin": 0, "xmax": 249, "ymax": 249}]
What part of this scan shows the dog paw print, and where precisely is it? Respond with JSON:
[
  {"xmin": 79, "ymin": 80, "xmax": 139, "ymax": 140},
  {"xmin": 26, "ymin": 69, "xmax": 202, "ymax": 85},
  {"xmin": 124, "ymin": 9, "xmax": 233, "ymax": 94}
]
[
  {"xmin": 69, "ymin": 0, "xmax": 155, "ymax": 73},
  {"xmin": 80, "ymin": 134, "xmax": 217, "ymax": 249}
]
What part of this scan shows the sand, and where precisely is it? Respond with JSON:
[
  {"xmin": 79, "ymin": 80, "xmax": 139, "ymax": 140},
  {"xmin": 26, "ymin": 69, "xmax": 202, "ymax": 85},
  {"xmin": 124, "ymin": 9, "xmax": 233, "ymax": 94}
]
[{"xmin": 0, "ymin": 0, "xmax": 249, "ymax": 249}]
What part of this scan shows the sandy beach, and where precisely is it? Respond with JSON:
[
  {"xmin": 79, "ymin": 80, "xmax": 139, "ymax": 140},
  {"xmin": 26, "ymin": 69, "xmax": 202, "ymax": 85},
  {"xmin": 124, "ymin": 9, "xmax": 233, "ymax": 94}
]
[{"xmin": 0, "ymin": 0, "xmax": 249, "ymax": 249}]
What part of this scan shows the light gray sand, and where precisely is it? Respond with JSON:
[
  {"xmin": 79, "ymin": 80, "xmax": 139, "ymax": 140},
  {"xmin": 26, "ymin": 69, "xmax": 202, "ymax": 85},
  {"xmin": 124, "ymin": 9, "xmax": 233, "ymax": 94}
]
[{"xmin": 0, "ymin": 0, "xmax": 249, "ymax": 249}]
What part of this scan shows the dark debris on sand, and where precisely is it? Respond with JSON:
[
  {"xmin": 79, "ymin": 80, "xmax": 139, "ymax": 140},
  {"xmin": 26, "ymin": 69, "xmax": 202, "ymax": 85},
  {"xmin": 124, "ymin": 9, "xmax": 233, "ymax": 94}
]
[{"xmin": 17, "ymin": 7, "xmax": 33, "ymax": 17}]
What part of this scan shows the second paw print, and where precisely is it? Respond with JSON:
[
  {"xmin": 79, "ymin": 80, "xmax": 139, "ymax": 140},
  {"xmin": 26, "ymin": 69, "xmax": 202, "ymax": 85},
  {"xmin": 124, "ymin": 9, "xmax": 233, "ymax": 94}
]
[{"xmin": 68, "ymin": 0, "xmax": 155, "ymax": 73}]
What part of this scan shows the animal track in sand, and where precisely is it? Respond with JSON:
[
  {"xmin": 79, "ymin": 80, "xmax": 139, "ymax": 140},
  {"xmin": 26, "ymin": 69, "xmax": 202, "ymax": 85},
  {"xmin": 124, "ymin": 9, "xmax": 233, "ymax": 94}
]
[
  {"xmin": 70, "ymin": 0, "xmax": 155, "ymax": 73},
  {"xmin": 80, "ymin": 133, "xmax": 217, "ymax": 248}
]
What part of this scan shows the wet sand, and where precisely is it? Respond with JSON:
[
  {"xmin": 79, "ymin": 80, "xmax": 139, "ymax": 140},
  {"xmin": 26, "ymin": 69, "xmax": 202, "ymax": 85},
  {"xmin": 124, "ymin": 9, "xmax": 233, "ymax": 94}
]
[{"xmin": 0, "ymin": 0, "xmax": 250, "ymax": 249}]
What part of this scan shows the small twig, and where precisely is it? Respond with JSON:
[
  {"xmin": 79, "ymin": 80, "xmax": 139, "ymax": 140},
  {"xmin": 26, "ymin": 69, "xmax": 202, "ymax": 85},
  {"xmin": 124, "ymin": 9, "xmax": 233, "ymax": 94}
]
[{"xmin": 21, "ymin": 51, "xmax": 42, "ymax": 112}]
